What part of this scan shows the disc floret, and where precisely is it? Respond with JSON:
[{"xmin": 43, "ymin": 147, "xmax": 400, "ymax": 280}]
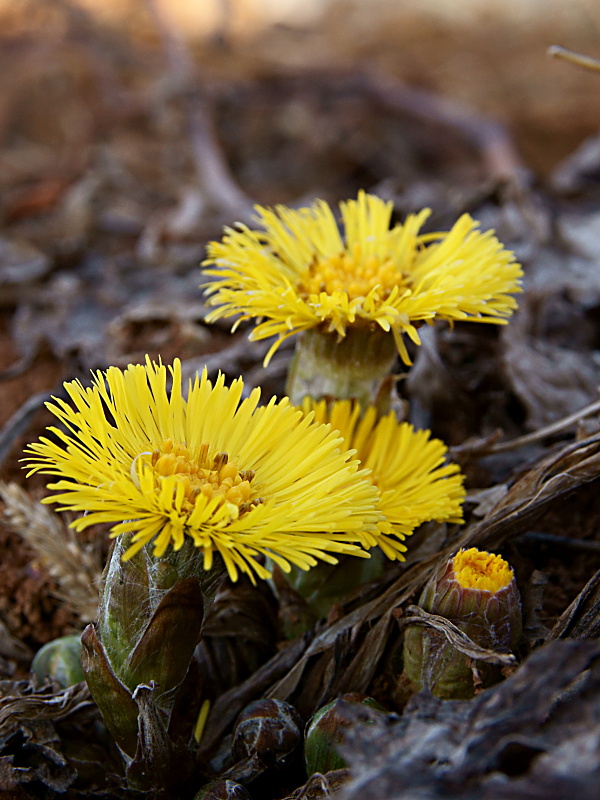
[{"xmin": 134, "ymin": 441, "xmax": 261, "ymax": 519}]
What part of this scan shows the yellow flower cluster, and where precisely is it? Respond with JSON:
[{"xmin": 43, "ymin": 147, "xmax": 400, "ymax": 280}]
[
  {"xmin": 25, "ymin": 359, "xmax": 382, "ymax": 582},
  {"xmin": 26, "ymin": 192, "xmax": 524, "ymax": 583},
  {"xmin": 25, "ymin": 358, "xmax": 467, "ymax": 581},
  {"xmin": 203, "ymin": 191, "xmax": 523, "ymax": 364}
]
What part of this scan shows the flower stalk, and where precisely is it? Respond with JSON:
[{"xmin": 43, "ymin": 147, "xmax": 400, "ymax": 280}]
[
  {"xmin": 81, "ymin": 535, "xmax": 210, "ymax": 790},
  {"xmin": 285, "ymin": 326, "xmax": 398, "ymax": 409},
  {"xmin": 281, "ymin": 548, "xmax": 386, "ymax": 624}
]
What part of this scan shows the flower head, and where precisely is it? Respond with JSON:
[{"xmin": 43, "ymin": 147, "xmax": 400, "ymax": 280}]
[
  {"xmin": 203, "ymin": 191, "xmax": 523, "ymax": 364},
  {"xmin": 24, "ymin": 358, "xmax": 382, "ymax": 582},
  {"xmin": 452, "ymin": 547, "xmax": 514, "ymax": 593},
  {"xmin": 421, "ymin": 548, "xmax": 521, "ymax": 628},
  {"xmin": 302, "ymin": 398, "xmax": 466, "ymax": 559}
]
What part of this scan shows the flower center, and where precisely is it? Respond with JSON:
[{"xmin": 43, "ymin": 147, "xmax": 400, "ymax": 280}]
[
  {"xmin": 299, "ymin": 243, "xmax": 408, "ymax": 301},
  {"xmin": 453, "ymin": 548, "xmax": 513, "ymax": 593},
  {"xmin": 135, "ymin": 439, "xmax": 261, "ymax": 516}
]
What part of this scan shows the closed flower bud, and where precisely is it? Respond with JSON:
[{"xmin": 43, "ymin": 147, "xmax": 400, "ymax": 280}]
[
  {"xmin": 233, "ymin": 699, "xmax": 302, "ymax": 767},
  {"xmin": 403, "ymin": 547, "xmax": 522, "ymax": 699},
  {"xmin": 31, "ymin": 634, "xmax": 85, "ymax": 688},
  {"xmin": 304, "ymin": 694, "xmax": 384, "ymax": 776}
]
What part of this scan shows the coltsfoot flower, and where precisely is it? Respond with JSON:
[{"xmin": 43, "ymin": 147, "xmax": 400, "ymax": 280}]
[
  {"xmin": 203, "ymin": 191, "xmax": 523, "ymax": 366},
  {"xmin": 24, "ymin": 358, "xmax": 383, "ymax": 582},
  {"xmin": 302, "ymin": 399, "xmax": 466, "ymax": 560},
  {"xmin": 404, "ymin": 547, "xmax": 522, "ymax": 698}
]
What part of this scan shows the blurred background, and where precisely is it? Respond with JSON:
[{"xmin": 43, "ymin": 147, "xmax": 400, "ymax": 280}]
[
  {"xmin": 2, "ymin": 0, "xmax": 599, "ymax": 171},
  {"xmin": 2, "ymin": 0, "xmax": 600, "ymax": 469},
  {"xmin": 2, "ymin": 0, "xmax": 600, "ymax": 443}
]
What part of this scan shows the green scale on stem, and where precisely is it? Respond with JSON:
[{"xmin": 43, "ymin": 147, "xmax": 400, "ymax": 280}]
[
  {"xmin": 285, "ymin": 326, "xmax": 398, "ymax": 410},
  {"xmin": 81, "ymin": 535, "xmax": 225, "ymax": 791},
  {"xmin": 96, "ymin": 535, "xmax": 217, "ymax": 695}
]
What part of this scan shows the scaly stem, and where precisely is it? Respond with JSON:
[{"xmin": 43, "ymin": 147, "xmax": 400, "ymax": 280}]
[{"xmin": 285, "ymin": 326, "xmax": 398, "ymax": 412}]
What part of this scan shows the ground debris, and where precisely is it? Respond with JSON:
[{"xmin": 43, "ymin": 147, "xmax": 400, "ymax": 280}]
[
  {"xmin": 338, "ymin": 639, "xmax": 600, "ymax": 800},
  {"xmin": 0, "ymin": 679, "xmax": 92, "ymax": 794}
]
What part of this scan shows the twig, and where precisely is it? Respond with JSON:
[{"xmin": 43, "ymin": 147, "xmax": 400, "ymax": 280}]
[
  {"xmin": 453, "ymin": 392, "xmax": 600, "ymax": 456},
  {"xmin": 356, "ymin": 71, "xmax": 524, "ymax": 185},
  {"xmin": 548, "ymin": 45, "xmax": 600, "ymax": 74},
  {"xmin": 0, "ymin": 348, "xmax": 38, "ymax": 381},
  {"xmin": 518, "ymin": 531, "xmax": 600, "ymax": 553},
  {"xmin": 0, "ymin": 390, "xmax": 54, "ymax": 471}
]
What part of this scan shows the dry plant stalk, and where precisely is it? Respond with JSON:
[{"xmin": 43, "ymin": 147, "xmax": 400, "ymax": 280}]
[
  {"xmin": 0, "ymin": 481, "xmax": 101, "ymax": 622},
  {"xmin": 548, "ymin": 46, "xmax": 600, "ymax": 74}
]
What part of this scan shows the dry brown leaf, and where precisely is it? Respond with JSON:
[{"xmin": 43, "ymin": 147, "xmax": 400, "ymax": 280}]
[
  {"xmin": 549, "ymin": 569, "xmax": 600, "ymax": 640},
  {"xmin": 337, "ymin": 640, "xmax": 600, "ymax": 800}
]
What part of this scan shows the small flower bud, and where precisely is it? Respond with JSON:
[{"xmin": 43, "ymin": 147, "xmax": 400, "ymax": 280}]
[
  {"xmin": 233, "ymin": 699, "xmax": 302, "ymax": 767},
  {"xmin": 403, "ymin": 548, "xmax": 522, "ymax": 699},
  {"xmin": 304, "ymin": 694, "xmax": 384, "ymax": 776},
  {"xmin": 31, "ymin": 634, "xmax": 85, "ymax": 688}
]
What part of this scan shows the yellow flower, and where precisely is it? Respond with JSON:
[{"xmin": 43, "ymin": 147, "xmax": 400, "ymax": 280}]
[
  {"xmin": 452, "ymin": 547, "xmax": 514, "ymax": 593},
  {"xmin": 203, "ymin": 191, "xmax": 523, "ymax": 365},
  {"xmin": 24, "ymin": 358, "xmax": 383, "ymax": 582},
  {"xmin": 303, "ymin": 399, "xmax": 465, "ymax": 559},
  {"xmin": 404, "ymin": 547, "xmax": 521, "ymax": 697}
]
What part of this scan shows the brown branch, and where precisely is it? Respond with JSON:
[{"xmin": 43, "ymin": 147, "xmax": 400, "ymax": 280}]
[
  {"xmin": 548, "ymin": 45, "xmax": 600, "ymax": 74},
  {"xmin": 453, "ymin": 392, "xmax": 600, "ymax": 457},
  {"xmin": 0, "ymin": 390, "xmax": 54, "ymax": 471}
]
